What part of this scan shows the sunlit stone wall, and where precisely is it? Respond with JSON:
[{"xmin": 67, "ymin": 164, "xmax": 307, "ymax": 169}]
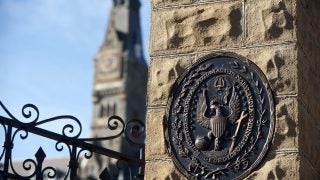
[{"xmin": 146, "ymin": 0, "xmax": 320, "ymax": 179}]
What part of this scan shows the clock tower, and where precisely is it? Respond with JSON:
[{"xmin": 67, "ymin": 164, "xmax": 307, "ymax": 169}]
[{"xmin": 80, "ymin": 0, "xmax": 147, "ymax": 179}]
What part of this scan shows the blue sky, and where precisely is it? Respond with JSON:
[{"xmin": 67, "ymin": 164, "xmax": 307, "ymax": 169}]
[{"xmin": 0, "ymin": 0, "xmax": 150, "ymax": 159}]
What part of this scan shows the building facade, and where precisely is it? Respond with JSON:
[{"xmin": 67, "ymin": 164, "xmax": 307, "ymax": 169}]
[{"xmin": 80, "ymin": 0, "xmax": 147, "ymax": 179}]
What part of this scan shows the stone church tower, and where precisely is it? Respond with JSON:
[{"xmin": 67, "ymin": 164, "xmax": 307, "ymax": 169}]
[{"xmin": 80, "ymin": 0, "xmax": 147, "ymax": 179}]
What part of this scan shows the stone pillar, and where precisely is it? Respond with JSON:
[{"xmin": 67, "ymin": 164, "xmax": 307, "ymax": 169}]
[{"xmin": 146, "ymin": 0, "xmax": 320, "ymax": 179}]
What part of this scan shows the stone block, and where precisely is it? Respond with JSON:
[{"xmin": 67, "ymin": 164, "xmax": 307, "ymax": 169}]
[
  {"xmin": 298, "ymin": 104, "xmax": 320, "ymax": 174},
  {"xmin": 298, "ymin": 48, "xmax": 320, "ymax": 119},
  {"xmin": 152, "ymin": 0, "xmax": 192, "ymax": 9},
  {"xmin": 195, "ymin": 44, "xmax": 298, "ymax": 95},
  {"xmin": 244, "ymin": 153, "xmax": 299, "ymax": 179},
  {"xmin": 246, "ymin": 0, "xmax": 296, "ymax": 45},
  {"xmin": 271, "ymin": 97, "xmax": 298, "ymax": 151},
  {"xmin": 241, "ymin": 46, "xmax": 297, "ymax": 96},
  {"xmin": 300, "ymin": 154, "xmax": 320, "ymax": 180},
  {"xmin": 147, "ymin": 55, "xmax": 193, "ymax": 106},
  {"xmin": 150, "ymin": 1, "xmax": 244, "ymax": 55},
  {"xmin": 145, "ymin": 160, "xmax": 186, "ymax": 180},
  {"xmin": 296, "ymin": 0, "xmax": 320, "ymax": 62},
  {"xmin": 295, "ymin": 2, "xmax": 320, "ymax": 174},
  {"xmin": 145, "ymin": 109, "xmax": 168, "ymax": 159}
]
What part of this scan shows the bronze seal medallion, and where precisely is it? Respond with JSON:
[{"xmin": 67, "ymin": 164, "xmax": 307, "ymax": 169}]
[{"xmin": 165, "ymin": 53, "xmax": 275, "ymax": 179}]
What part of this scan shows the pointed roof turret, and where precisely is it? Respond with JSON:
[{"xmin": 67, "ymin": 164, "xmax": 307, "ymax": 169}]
[{"xmin": 100, "ymin": 0, "xmax": 145, "ymax": 64}]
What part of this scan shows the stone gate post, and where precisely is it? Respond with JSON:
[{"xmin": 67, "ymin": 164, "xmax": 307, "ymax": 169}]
[{"xmin": 146, "ymin": 0, "xmax": 320, "ymax": 179}]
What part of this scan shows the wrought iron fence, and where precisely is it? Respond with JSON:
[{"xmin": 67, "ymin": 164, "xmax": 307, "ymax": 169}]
[{"xmin": 0, "ymin": 101, "xmax": 145, "ymax": 180}]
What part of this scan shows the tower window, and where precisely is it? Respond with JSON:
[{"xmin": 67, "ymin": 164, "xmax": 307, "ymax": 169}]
[
  {"xmin": 99, "ymin": 104, "xmax": 108, "ymax": 118},
  {"xmin": 108, "ymin": 103, "xmax": 117, "ymax": 116},
  {"xmin": 107, "ymin": 104, "xmax": 111, "ymax": 117},
  {"xmin": 99, "ymin": 103, "xmax": 117, "ymax": 118},
  {"xmin": 113, "ymin": 103, "xmax": 117, "ymax": 115},
  {"xmin": 99, "ymin": 105, "xmax": 104, "ymax": 118}
]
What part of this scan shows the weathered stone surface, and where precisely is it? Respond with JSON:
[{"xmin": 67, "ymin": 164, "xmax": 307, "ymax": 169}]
[
  {"xmin": 300, "ymin": 154, "xmax": 320, "ymax": 180},
  {"xmin": 298, "ymin": 50, "xmax": 320, "ymax": 120},
  {"xmin": 296, "ymin": 4, "xmax": 320, "ymax": 175},
  {"xmin": 145, "ymin": 161, "xmax": 186, "ymax": 180},
  {"xmin": 238, "ymin": 46, "xmax": 297, "ymax": 95},
  {"xmin": 297, "ymin": 3, "xmax": 320, "ymax": 120},
  {"xmin": 147, "ymin": 0, "xmax": 320, "ymax": 178},
  {"xmin": 147, "ymin": 55, "xmax": 193, "ymax": 106},
  {"xmin": 195, "ymin": 45, "xmax": 297, "ymax": 95},
  {"xmin": 244, "ymin": 153, "xmax": 299, "ymax": 180},
  {"xmin": 296, "ymin": 0, "xmax": 320, "ymax": 61},
  {"xmin": 298, "ymin": 103, "xmax": 320, "ymax": 174},
  {"xmin": 271, "ymin": 97, "xmax": 298, "ymax": 151},
  {"xmin": 145, "ymin": 109, "xmax": 168, "ymax": 159},
  {"xmin": 150, "ymin": 1, "xmax": 243, "ymax": 55},
  {"xmin": 246, "ymin": 0, "xmax": 296, "ymax": 45},
  {"xmin": 152, "ymin": 0, "xmax": 192, "ymax": 8},
  {"xmin": 249, "ymin": 47, "xmax": 299, "ymax": 95}
]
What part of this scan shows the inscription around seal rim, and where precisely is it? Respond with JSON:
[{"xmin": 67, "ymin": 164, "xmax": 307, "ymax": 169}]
[{"xmin": 165, "ymin": 53, "xmax": 275, "ymax": 180}]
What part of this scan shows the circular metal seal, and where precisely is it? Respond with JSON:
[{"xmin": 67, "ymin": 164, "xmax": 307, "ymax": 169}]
[{"xmin": 165, "ymin": 53, "xmax": 275, "ymax": 180}]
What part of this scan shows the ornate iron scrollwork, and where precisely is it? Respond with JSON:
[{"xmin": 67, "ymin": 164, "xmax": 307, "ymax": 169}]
[
  {"xmin": 165, "ymin": 53, "xmax": 275, "ymax": 179},
  {"xmin": 0, "ymin": 101, "xmax": 145, "ymax": 179}
]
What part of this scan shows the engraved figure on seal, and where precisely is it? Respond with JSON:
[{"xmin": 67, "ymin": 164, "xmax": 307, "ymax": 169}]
[
  {"xmin": 165, "ymin": 55, "xmax": 275, "ymax": 179},
  {"xmin": 195, "ymin": 79, "xmax": 248, "ymax": 151}
]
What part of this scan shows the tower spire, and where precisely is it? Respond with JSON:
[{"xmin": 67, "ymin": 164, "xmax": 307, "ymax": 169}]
[
  {"xmin": 102, "ymin": 0, "xmax": 145, "ymax": 64},
  {"xmin": 113, "ymin": 0, "xmax": 141, "ymax": 10}
]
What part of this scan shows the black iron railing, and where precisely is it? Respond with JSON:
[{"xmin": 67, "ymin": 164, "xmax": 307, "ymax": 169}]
[{"xmin": 0, "ymin": 101, "xmax": 145, "ymax": 180}]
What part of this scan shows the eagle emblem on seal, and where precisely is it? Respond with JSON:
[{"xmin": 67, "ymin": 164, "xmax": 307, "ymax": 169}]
[
  {"xmin": 165, "ymin": 55, "xmax": 275, "ymax": 179},
  {"xmin": 195, "ymin": 80, "xmax": 247, "ymax": 151}
]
